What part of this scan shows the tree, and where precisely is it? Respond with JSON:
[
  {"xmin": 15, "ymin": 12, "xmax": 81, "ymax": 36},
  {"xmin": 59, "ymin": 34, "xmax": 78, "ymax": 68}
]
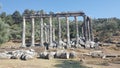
[
  {"xmin": 12, "ymin": 11, "xmax": 22, "ymax": 24},
  {"xmin": 0, "ymin": 18, "xmax": 9, "ymax": 45},
  {"xmin": 5, "ymin": 14, "xmax": 14, "ymax": 26},
  {"xmin": 0, "ymin": 12, "xmax": 6, "ymax": 21}
]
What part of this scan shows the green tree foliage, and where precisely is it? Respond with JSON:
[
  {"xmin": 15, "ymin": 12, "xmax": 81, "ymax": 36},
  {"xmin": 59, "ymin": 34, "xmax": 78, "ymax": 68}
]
[
  {"xmin": 93, "ymin": 17, "xmax": 120, "ymax": 42},
  {"xmin": 12, "ymin": 11, "xmax": 22, "ymax": 24},
  {"xmin": 0, "ymin": 18, "xmax": 9, "ymax": 45},
  {"xmin": 5, "ymin": 14, "xmax": 14, "ymax": 26},
  {"xmin": 1, "ymin": 9, "xmax": 120, "ymax": 45},
  {"xmin": 0, "ymin": 12, "xmax": 6, "ymax": 21}
]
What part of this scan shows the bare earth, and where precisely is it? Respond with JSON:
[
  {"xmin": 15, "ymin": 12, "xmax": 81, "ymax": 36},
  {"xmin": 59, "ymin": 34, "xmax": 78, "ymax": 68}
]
[
  {"xmin": 0, "ymin": 59, "xmax": 61, "ymax": 68},
  {"xmin": 0, "ymin": 42, "xmax": 120, "ymax": 68}
]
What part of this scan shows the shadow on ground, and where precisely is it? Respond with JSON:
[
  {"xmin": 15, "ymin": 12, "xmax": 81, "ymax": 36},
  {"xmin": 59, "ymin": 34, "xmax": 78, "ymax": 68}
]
[{"xmin": 54, "ymin": 60, "xmax": 88, "ymax": 68}]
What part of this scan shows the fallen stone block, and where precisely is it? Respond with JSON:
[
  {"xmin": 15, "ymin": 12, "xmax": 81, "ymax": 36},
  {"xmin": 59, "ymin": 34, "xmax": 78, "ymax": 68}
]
[
  {"xmin": 54, "ymin": 50, "xmax": 65, "ymax": 58},
  {"xmin": 69, "ymin": 51, "xmax": 77, "ymax": 58},
  {"xmin": 90, "ymin": 51, "xmax": 104, "ymax": 58},
  {"xmin": 0, "ymin": 53, "xmax": 12, "ymax": 59},
  {"xmin": 60, "ymin": 52, "xmax": 69, "ymax": 59},
  {"xmin": 39, "ymin": 51, "xmax": 48, "ymax": 59},
  {"xmin": 24, "ymin": 54, "xmax": 34, "ymax": 60}
]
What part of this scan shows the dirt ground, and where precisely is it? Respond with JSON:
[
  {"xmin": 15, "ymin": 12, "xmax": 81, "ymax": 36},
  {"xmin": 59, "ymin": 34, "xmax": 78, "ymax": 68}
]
[
  {"xmin": 0, "ymin": 59, "xmax": 87, "ymax": 68},
  {"xmin": 0, "ymin": 41, "xmax": 120, "ymax": 68}
]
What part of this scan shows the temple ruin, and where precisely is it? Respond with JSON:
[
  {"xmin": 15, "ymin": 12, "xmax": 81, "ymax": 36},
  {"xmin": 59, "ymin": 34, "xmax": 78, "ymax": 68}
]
[{"xmin": 21, "ymin": 11, "xmax": 94, "ymax": 49}]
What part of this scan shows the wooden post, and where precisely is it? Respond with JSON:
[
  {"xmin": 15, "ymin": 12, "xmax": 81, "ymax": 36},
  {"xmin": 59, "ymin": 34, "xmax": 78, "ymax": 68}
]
[
  {"xmin": 57, "ymin": 16, "xmax": 62, "ymax": 47},
  {"xmin": 31, "ymin": 18, "xmax": 35, "ymax": 46},
  {"xmin": 22, "ymin": 16, "xmax": 26, "ymax": 47},
  {"xmin": 66, "ymin": 16, "xmax": 70, "ymax": 47},
  {"xmin": 49, "ymin": 16, "xmax": 52, "ymax": 47},
  {"xmin": 40, "ymin": 17, "xmax": 44, "ymax": 46},
  {"xmin": 74, "ymin": 16, "xmax": 79, "ymax": 46}
]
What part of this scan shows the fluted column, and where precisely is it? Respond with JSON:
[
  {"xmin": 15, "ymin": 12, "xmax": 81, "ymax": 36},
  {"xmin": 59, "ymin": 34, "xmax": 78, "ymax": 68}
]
[
  {"xmin": 44, "ymin": 23, "xmax": 47, "ymax": 42},
  {"xmin": 87, "ymin": 17, "xmax": 91, "ymax": 41},
  {"xmin": 83, "ymin": 15, "xmax": 88, "ymax": 42},
  {"xmin": 57, "ymin": 16, "xmax": 62, "ymax": 46},
  {"xmin": 89, "ymin": 17, "xmax": 94, "ymax": 41},
  {"xmin": 49, "ymin": 16, "xmax": 52, "ymax": 46},
  {"xmin": 22, "ymin": 16, "xmax": 26, "ymax": 47},
  {"xmin": 52, "ymin": 27, "xmax": 55, "ymax": 41},
  {"xmin": 81, "ymin": 26, "xmax": 84, "ymax": 38},
  {"xmin": 66, "ymin": 16, "xmax": 70, "ymax": 47},
  {"xmin": 31, "ymin": 18, "xmax": 35, "ymax": 46},
  {"xmin": 74, "ymin": 16, "xmax": 79, "ymax": 46},
  {"xmin": 40, "ymin": 17, "xmax": 44, "ymax": 46},
  {"xmin": 47, "ymin": 26, "xmax": 49, "ymax": 43}
]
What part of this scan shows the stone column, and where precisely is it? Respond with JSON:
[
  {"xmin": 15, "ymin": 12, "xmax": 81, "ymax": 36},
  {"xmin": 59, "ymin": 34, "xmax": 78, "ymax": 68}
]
[
  {"xmin": 66, "ymin": 16, "xmax": 70, "ymax": 47},
  {"xmin": 31, "ymin": 18, "xmax": 35, "ymax": 46},
  {"xmin": 89, "ymin": 17, "xmax": 94, "ymax": 41},
  {"xmin": 49, "ymin": 16, "xmax": 52, "ymax": 47},
  {"xmin": 81, "ymin": 26, "xmax": 84, "ymax": 38},
  {"xmin": 52, "ymin": 27, "xmax": 55, "ymax": 42},
  {"xmin": 44, "ymin": 23, "xmax": 47, "ymax": 42},
  {"xmin": 87, "ymin": 17, "xmax": 91, "ymax": 41},
  {"xmin": 83, "ymin": 15, "xmax": 88, "ymax": 42},
  {"xmin": 47, "ymin": 26, "xmax": 49, "ymax": 43},
  {"xmin": 57, "ymin": 16, "xmax": 62, "ymax": 47},
  {"xmin": 74, "ymin": 16, "xmax": 79, "ymax": 46},
  {"xmin": 40, "ymin": 17, "xmax": 44, "ymax": 46},
  {"xmin": 21, "ymin": 16, "xmax": 26, "ymax": 47}
]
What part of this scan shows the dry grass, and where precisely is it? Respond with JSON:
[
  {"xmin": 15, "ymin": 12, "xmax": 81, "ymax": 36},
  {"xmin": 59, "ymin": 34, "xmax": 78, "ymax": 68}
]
[
  {"xmin": 0, "ymin": 59, "xmax": 59, "ymax": 68},
  {"xmin": 0, "ymin": 59, "xmax": 87, "ymax": 68}
]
